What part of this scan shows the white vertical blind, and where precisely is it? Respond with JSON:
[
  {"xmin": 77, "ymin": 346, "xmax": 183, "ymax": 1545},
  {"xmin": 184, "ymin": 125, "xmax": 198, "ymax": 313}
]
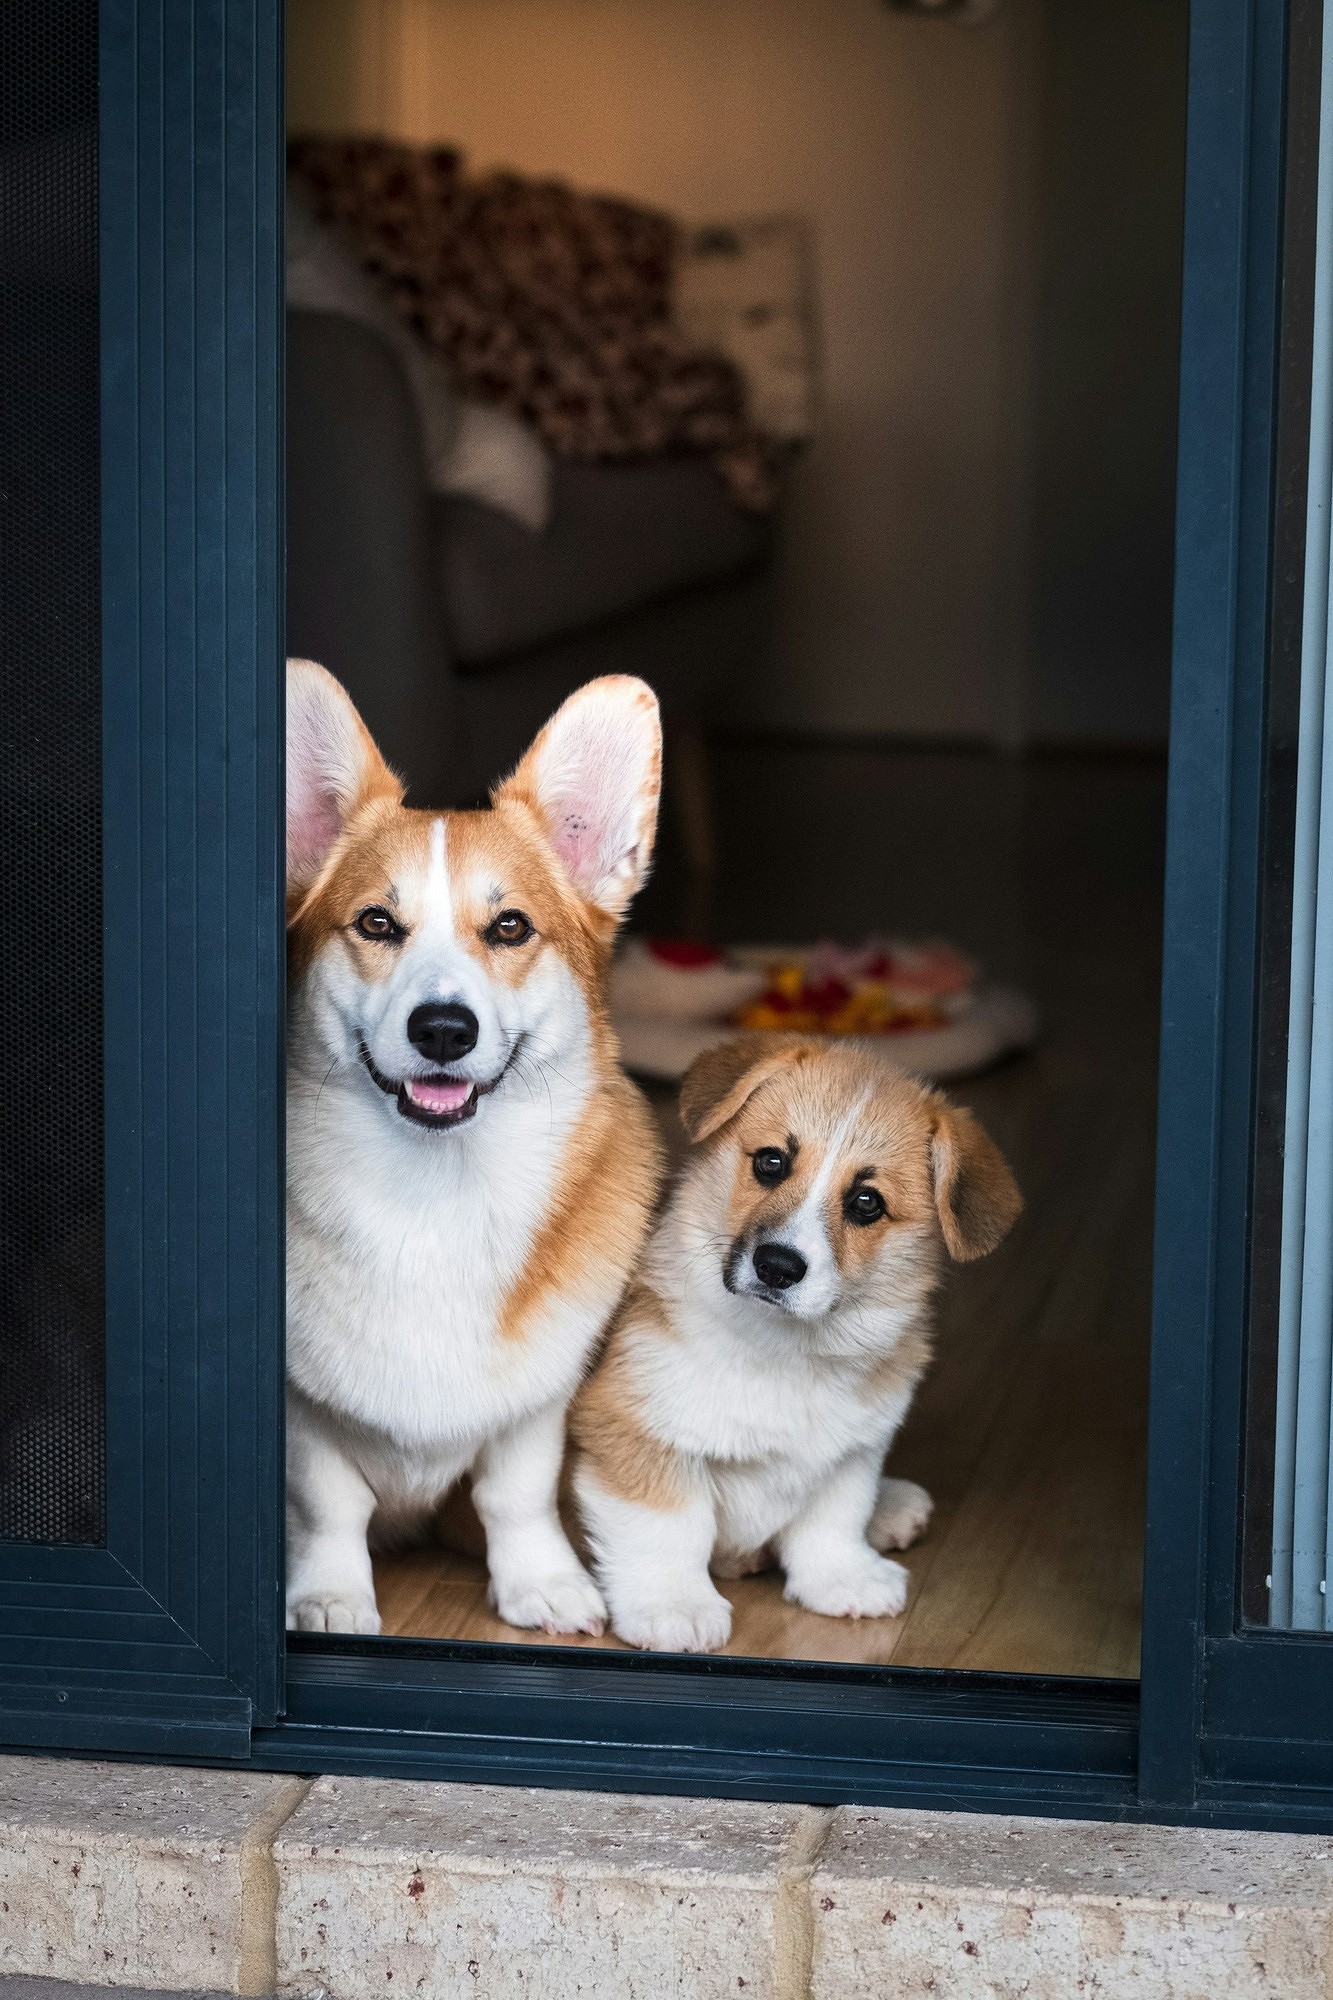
[{"xmin": 1272, "ymin": 0, "xmax": 1333, "ymax": 1631}]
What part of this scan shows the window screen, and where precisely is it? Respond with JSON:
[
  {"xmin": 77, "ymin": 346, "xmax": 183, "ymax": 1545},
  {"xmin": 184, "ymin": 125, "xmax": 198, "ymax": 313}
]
[{"xmin": 0, "ymin": 0, "xmax": 104, "ymax": 1544}]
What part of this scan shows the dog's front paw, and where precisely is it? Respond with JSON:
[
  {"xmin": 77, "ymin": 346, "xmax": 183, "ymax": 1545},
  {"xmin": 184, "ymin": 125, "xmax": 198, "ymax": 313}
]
[
  {"xmin": 868, "ymin": 1477, "xmax": 934, "ymax": 1552},
  {"xmin": 786, "ymin": 1551, "xmax": 910, "ymax": 1621},
  {"xmin": 612, "ymin": 1590, "xmax": 733, "ymax": 1654},
  {"xmin": 287, "ymin": 1588, "xmax": 381, "ymax": 1635},
  {"xmin": 491, "ymin": 1565, "xmax": 608, "ymax": 1636}
]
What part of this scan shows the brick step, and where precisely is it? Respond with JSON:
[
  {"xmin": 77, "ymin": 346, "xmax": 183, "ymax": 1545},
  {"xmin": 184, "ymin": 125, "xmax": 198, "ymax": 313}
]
[{"xmin": 2, "ymin": 1756, "xmax": 1331, "ymax": 1997}]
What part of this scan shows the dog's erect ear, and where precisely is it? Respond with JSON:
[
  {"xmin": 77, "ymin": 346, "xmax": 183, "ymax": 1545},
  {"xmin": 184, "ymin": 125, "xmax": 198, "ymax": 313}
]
[
  {"xmin": 493, "ymin": 676, "xmax": 661, "ymax": 919},
  {"xmin": 286, "ymin": 659, "xmax": 401, "ymax": 904},
  {"xmin": 679, "ymin": 1037, "xmax": 813, "ymax": 1145},
  {"xmin": 929, "ymin": 1100, "xmax": 1023, "ymax": 1261}
]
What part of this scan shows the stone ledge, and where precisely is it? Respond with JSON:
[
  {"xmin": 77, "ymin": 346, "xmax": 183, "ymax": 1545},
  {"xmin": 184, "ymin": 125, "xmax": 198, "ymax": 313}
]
[
  {"xmin": 0, "ymin": 1984, "xmax": 236, "ymax": 2000},
  {"xmin": 0, "ymin": 1759, "xmax": 311, "ymax": 1995},
  {"xmin": 811, "ymin": 1804, "xmax": 1333, "ymax": 1999},
  {"xmin": 275, "ymin": 1777, "xmax": 827, "ymax": 2000},
  {"xmin": 4, "ymin": 1758, "xmax": 1333, "ymax": 1998}
]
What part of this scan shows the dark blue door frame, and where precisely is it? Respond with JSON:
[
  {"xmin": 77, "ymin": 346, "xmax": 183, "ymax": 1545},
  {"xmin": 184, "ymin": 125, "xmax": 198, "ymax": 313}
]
[
  {"xmin": 1140, "ymin": 0, "xmax": 1333, "ymax": 1826},
  {"xmin": 1138, "ymin": 0, "xmax": 1289, "ymax": 1812},
  {"xmin": 8, "ymin": 0, "xmax": 1333, "ymax": 1827},
  {"xmin": 0, "ymin": 0, "xmax": 285, "ymax": 1759}
]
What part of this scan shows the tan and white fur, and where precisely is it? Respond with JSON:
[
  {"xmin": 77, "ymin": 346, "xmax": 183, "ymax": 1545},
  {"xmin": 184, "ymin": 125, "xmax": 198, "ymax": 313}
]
[
  {"xmin": 285, "ymin": 661, "xmax": 663, "ymax": 1637},
  {"xmin": 570, "ymin": 1038, "xmax": 1022, "ymax": 1652}
]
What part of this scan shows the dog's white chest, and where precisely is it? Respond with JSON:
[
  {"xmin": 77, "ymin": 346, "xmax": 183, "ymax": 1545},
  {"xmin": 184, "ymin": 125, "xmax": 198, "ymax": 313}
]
[
  {"xmin": 286, "ymin": 1082, "xmax": 601, "ymax": 1455},
  {"xmin": 642, "ymin": 1315, "xmax": 881, "ymax": 1460},
  {"xmin": 715, "ymin": 1363, "xmax": 911, "ymax": 1554},
  {"xmin": 637, "ymin": 1308, "xmax": 916, "ymax": 1553}
]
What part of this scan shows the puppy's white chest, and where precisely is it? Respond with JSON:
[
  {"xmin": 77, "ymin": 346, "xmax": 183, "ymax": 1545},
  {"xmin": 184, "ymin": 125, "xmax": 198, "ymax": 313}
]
[
  {"xmin": 637, "ymin": 1306, "xmax": 916, "ymax": 1555},
  {"xmin": 641, "ymin": 1326, "xmax": 880, "ymax": 1468}
]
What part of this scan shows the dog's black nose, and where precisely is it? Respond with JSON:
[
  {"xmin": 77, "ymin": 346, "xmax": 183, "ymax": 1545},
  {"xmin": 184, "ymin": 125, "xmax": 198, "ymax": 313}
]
[
  {"xmin": 752, "ymin": 1241, "xmax": 807, "ymax": 1291},
  {"xmin": 407, "ymin": 1002, "xmax": 479, "ymax": 1065}
]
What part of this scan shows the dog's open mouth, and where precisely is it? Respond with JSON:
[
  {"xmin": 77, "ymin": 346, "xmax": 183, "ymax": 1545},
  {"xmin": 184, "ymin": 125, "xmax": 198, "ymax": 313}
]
[
  {"xmin": 358, "ymin": 1041, "xmax": 506, "ymax": 1130},
  {"xmin": 358, "ymin": 1037, "xmax": 527, "ymax": 1130},
  {"xmin": 399, "ymin": 1074, "xmax": 478, "ymax": 1129}
]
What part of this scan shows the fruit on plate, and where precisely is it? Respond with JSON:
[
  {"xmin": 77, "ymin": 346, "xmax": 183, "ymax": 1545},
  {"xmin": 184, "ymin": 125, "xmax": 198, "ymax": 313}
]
[
  {"xmin": 732, "ymin": 939, "xmax": 977, "ymax": 1037},
  {"xmin": 610, "ymin": 935, "xmax": 979, "ymax": 1039}
]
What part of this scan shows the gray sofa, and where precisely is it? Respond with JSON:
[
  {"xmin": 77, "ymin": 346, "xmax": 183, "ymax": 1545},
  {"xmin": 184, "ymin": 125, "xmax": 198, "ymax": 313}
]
[{"xmin": 286, "ymin": 309, "xmax": 777, "ymax": 828}]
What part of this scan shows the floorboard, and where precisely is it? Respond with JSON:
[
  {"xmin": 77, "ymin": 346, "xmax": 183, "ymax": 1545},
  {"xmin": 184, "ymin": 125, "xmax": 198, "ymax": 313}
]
[{"xmin": 370, "ymin": 742, "xmax": 1164, "ymax": 1675}]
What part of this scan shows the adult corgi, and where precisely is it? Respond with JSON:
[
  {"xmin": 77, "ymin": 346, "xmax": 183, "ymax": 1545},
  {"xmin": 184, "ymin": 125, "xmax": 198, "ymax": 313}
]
[
  {"xmin": 570, "ymin": 1037, "xmax": 1022, "ymax": 1652},
  {"xmin": 284, "ymin": 661, "xmax": 663, "ymax": 1636}
]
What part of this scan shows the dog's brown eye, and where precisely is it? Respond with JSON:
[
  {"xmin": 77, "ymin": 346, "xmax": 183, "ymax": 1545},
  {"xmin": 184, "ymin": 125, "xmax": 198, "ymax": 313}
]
[
  {"xmin": 354, "ymin": 906, "xmax": 402, "ymax": 943},
  {"xmin": 845, "ymin": 1185, "xmax": 887, "ymax": 1226},
  {"xmin": 484, "ymin": 909, "xmax": 535, "ymax": 948},
  {"xmin": 752, "ymin": 1148, "xmax": 789, "ymax": 1187}
]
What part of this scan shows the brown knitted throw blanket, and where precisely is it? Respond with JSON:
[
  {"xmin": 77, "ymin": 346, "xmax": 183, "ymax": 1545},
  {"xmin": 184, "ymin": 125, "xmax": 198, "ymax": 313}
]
[{"xmin": 287, "ymin": 137, "xmax": 778, "ymax": 511}]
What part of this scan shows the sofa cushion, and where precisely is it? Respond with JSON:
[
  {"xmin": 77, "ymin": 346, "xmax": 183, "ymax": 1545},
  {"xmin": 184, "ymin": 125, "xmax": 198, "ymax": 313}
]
[
  {"xmin": 287, "ymin": 189, "xmax": 553, "ymax": 530},
  {"xmin": 437, "ymin": 455, "xmax": 771, "ymax": 668}
]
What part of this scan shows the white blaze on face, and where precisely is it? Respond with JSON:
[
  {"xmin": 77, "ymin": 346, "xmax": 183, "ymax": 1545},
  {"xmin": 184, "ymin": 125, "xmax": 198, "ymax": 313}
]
[
  {"xmin": 335, "ymin": 814, "xmax": 506, "ymax": 1090},
  {"xmin": 423, "ymin": 816, "xmax": 454, "ymax": 939},
  {"xmin": 756, "ymin": 1093, "xmax": 870, "ymax": 1318}
]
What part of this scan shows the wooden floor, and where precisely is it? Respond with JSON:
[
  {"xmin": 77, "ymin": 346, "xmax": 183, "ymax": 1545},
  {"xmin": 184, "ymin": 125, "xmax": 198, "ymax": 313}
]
[{"xmin": 372, "ymin": 743, "xmax": 1165, "ymax": 1677}]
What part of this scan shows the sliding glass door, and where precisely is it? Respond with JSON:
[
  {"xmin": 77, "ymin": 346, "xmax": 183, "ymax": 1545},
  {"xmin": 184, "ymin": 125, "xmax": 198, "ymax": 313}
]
[{"xmin": 0, "ymin": 0, "xmax": 285, "ymax": 1758}]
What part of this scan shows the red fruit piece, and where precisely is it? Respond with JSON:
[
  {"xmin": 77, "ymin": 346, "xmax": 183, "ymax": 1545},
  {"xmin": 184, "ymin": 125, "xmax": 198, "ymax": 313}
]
[{"xmin": 647, "ymin": 939, "xmax": 724, "ymax": 969}]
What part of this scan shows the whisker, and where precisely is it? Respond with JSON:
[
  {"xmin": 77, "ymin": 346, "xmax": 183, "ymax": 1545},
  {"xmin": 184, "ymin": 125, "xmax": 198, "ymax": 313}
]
[{"xmin": 313, "ymin": 1054, "xmax": 347, "ymax": 1127}]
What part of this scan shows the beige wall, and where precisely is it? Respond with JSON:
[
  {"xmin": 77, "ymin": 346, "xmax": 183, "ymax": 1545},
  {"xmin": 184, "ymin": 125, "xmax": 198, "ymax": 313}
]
[{"xmin": 288, "ymin": 0, "xmax": 1041, "ymax": 740}]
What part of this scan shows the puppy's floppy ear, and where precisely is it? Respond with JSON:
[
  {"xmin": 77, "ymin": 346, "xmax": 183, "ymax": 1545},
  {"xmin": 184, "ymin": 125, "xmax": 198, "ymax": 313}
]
[
  {"xmin": 286, "ymin": 658, "xmax": 401, "ymax": 907},
  {"xmin": 679, "ymin": 1037, "xmax": 813, "ymax": 1144},
  {"xmin": 493, "ymin": 675, "xmax": 661, "ymax": 919},
  {"xmin": 929, "ymin": 1099, "xmax": 1022, "ymax": 1261}
]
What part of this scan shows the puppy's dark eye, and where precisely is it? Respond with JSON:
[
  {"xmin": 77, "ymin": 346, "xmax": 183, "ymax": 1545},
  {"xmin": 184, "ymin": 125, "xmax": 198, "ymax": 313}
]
[
  {"xmin": 845, "ymin": 1185, "xmax": 887, "ymax": 1226},
  {"xmin": 354, "ymin": 906, "xmax": 402, "ymax": 943},
  {"xmin": 752, "ymin": 1148, "xmax": 789, "ymax": 1187},
  {"xmin": 484, "ymin": 908, "xmax": 535, "ymax": 948}
]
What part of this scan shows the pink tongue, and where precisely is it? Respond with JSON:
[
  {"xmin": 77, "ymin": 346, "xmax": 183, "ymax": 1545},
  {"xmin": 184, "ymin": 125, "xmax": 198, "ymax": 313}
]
[{"xmin": 407, "ymin": 1078, "xmax": 473, "ymax": 1114}]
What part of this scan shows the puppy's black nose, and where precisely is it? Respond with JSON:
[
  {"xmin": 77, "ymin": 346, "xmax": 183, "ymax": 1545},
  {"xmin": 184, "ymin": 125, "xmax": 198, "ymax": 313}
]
[
  {"xmin": 407, "ymin": 1002, "xmax": 479, "ymax": 1065},
  {"xmin": 752, "ymin": 1241, "xmax": 807, "ymax": 1291}
]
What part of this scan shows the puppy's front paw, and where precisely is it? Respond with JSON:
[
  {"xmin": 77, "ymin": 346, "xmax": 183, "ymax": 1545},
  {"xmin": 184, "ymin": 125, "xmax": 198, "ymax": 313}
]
[
  {"xmin": 491, "ymin": 1565, "xmax": 608, "ymax": 1636},
  {"xmin": 868, "ymin": 1477, "xmax": 934, "ymax": 1552},
  {"xmin": 287, "ymin": 1589, "xmax": 381, "ymax": 1635},
  {"xmin": 613, "ymin": 1590, "xmax": 733, "ymax": 1654},
  {"xmin": 786, "ymin": 1551, "xmax": 910, "ymax": 1621}
]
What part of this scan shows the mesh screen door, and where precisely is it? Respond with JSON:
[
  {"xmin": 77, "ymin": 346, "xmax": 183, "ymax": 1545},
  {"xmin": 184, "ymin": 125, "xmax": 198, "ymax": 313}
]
[
  {"xmin": 0, "ymin": 0, "xmax": 104, "ymax": 1545},
  {"xmin": 0, "ymin": 0, "xmax": 282, "ymax": 1759}
]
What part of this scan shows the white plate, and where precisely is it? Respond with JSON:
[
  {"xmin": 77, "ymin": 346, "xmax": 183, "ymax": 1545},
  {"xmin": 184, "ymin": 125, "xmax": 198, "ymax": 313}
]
[{"xmin": 612, "ymin": 982, "xmax": 1040, "ymax": 1085}]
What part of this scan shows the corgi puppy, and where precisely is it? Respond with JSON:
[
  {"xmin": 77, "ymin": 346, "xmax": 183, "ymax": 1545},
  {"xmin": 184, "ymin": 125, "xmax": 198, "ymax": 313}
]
[
  {"xmin": 285, "ymin": 661, "xmax": 663, "ymax": 1637},
  {"xmin": 570, "ymin": 1038, "xmax": 1022, "ymax": 1652}
]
